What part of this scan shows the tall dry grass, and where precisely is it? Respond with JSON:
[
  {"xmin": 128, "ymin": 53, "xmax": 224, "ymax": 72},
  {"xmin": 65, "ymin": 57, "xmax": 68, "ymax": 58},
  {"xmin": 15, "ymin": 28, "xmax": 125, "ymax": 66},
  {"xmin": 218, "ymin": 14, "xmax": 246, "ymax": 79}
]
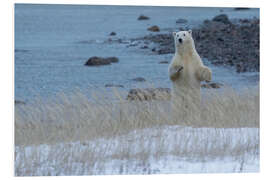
[{"xmin": 15, "ymin": 86, "xmax": 259, "ymax": 146}]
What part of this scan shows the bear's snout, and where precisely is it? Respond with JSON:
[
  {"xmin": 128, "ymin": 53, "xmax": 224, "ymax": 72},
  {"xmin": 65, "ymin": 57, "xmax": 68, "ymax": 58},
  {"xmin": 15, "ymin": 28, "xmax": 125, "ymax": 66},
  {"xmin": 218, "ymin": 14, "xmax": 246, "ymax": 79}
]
[{"xmin": 178, "ymin": 38, "xmax": 183, "ymax": 43}]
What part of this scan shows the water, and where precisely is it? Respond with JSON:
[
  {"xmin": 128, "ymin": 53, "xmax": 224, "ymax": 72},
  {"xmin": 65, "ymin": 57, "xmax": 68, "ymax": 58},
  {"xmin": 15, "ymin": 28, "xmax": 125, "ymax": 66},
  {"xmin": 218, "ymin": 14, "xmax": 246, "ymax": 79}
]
[{"xmin": 15, "ymin": 4, "xmax": 259, "ymax": 102}]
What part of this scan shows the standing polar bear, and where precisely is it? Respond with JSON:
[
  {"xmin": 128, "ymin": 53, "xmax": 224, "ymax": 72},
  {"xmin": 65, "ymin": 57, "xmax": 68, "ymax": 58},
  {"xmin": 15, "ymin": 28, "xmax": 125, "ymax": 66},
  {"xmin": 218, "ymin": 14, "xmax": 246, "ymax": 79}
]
[{"xmin": 168, "ymin": 30, "xmax": 212, "ymax": 120}]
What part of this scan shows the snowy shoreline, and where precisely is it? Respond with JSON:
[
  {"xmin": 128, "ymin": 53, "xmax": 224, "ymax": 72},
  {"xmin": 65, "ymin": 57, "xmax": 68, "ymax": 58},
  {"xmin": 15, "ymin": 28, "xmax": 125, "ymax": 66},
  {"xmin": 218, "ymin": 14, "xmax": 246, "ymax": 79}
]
[{"xmin": 15, "ymin": 126, "xmax": 259, "ymax": 175}]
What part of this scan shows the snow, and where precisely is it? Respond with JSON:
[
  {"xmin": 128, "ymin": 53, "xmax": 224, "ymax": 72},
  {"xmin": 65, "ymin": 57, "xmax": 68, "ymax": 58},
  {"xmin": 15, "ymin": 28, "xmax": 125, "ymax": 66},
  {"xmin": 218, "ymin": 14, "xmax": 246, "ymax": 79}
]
[{"xmin": 15, "ymin": 126, "xmax": 259, "ymax": 176}]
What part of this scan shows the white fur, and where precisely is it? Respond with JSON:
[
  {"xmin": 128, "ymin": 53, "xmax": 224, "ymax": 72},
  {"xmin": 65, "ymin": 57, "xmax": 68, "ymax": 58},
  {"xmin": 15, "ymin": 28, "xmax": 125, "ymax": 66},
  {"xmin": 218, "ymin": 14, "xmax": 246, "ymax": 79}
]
[{"xmin": 169, "ymin": 30, "xmax": 212, "ymax": 119}]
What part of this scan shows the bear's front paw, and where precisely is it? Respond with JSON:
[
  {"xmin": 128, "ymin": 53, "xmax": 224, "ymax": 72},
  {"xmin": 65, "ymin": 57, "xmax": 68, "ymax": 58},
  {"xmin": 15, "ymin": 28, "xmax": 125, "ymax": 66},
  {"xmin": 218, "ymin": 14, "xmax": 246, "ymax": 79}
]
[
  {"xmin": 169, "ymin": 65, "xmax": 184, "ymax": 81},
  {"xmin": 201, "ymin": 67, "xmax": 212, "ymax": 82},
  {"xmin": 176, "ymin": 65, "xmax": 184, "ymax": 73}
]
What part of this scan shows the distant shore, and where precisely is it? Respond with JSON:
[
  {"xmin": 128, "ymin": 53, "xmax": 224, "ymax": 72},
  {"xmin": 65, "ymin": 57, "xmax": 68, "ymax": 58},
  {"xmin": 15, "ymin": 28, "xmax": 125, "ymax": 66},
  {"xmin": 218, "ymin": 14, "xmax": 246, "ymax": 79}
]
[{"xmin": 131, "ymin": 15, "xmax": 259, "ymax": 73}]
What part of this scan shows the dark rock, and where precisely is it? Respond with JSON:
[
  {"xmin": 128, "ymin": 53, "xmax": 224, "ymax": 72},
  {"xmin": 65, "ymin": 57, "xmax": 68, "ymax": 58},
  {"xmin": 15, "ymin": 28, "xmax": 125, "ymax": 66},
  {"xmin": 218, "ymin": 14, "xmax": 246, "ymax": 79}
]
[
  {"xmin": 159, "ymin": 60, "xmax": 169, "ymax": 64},
  {"xmin": 126, "ymin": 88, "xmax": 171, "ymax": 101},
  {"xmin": 210, "ymin": 83, "xmax": 223, "ymax": 89},
  {"xmin": 147, "ymin": 25, "xmax": 160, "ymax": 32},
  {"xmin": 85, "ymin": 57, "xmax": 111, "ymax": 66},
  {"xmin": 217, "ymin": 37, "xmax": 224, "ymax": 42},
  {"xmin": 203, "ymin": 19, "xmax": 211, "ymax": 24},
  {"xmin": 234, "ymin": 8, "xmax": 250, "ymax": 11},
  {"xmin": 140, "ymin": 45, "xmax": 148, "ymax": 49},
  {"xmin": 105, "ymin": 84, "xmax": 124, "ymax": 88},
  {"xmin": 132, "ymin": 77, "xmax": 146, "ymax": 82},
  {"xmin": 15, "ymin": 49, "xmax": 29, "ymax": 53},
  {"xmin": 236, "ymin": 63, "xmax": 247, "ymax": 73},
  {"xmin": 227, "ymin": 59, "xmax": 234, "ymax": 65},
  {"xmin": 176, "ymin": 18, "xmax": 188, "ymax": 24},
  {"xmin": 110, "ymin": 32, "xmax": 116, "ymax": 36},
  {"xmin": 201, "ymin": 82, "xmax": 223, "ymax": 89},
  {"xmin": 138, "ymin": 15, "xmax": 150, "ymax": 20},
  {"xmin": 84, "ymin": 56, "xmax": 119, "ymax": 66},
  {"xmin": 106, "ymin": 57, "xmax": 119, "ymax": 63},
  {"xmin": 212, "ymin": 14, "xmax": 231, "ymax": 24},
  {"xmin": 240, "ymin": 19, "xmax": 250, "ymax": 23},
  {"xmin": 15, "ymin": 100, "xmax": 26, "ymax": 105}
]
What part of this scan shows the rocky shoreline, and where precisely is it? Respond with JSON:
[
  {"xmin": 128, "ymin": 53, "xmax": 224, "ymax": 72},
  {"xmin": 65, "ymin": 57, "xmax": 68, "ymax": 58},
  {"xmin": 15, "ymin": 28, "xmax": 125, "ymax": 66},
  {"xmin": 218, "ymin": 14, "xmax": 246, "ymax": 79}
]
[
  {"xmin": 126, "ymin": 82, "xmax": 223, "ymax": 101},
  {"xmin": 132, "ymin": 15, "xmax": 259, "ymax": 73}
]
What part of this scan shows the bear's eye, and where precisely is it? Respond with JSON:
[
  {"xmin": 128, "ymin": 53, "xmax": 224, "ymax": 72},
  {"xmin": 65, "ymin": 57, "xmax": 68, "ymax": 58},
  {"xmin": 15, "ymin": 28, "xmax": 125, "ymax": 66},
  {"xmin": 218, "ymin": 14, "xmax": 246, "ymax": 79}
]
[{"xmin": 183, "ymin": 33, "xmax": 186, "ymax": 36}]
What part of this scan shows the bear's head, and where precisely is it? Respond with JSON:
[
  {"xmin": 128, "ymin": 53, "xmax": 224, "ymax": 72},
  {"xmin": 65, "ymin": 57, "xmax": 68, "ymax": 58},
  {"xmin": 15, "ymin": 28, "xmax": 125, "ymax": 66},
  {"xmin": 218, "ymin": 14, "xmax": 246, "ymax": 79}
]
[{"xmin": 172, "ymin": 30, "xmax": 194, "ymax": 54}]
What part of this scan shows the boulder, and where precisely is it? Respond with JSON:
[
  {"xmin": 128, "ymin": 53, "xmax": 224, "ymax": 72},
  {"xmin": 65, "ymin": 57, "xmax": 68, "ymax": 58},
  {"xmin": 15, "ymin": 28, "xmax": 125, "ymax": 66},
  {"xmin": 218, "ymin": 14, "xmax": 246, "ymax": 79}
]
[
  {"xmin": 110, "ymin": 32, "xmax": 116, "ymax": 36},
  {"xmin": 15, "ymin": 49, "xmax": 29, "ymax": 53},
  {"xmin": 15, "ymin": 100, "xmax": 26, "ymax": 105},
  {"xmin": 84, "ymin": 56, "xmax": 119, "ymax": 66},
  {"xmin": 147, "ymin": 25, "xmax": 160, "ymax": 32},
  {"xmin": 138, "ymin": 15, "xmax": 150, "ymax": 20},
  {"xmin": 201, "ymin": 82, "xmax": 224, "ymax": 89},
  {"xmin": 176, "ymin": 18, "xmax": 188, "ymax": 24},
  {"xmin": 132, "ymin": 77, "xmax": 146, "ymax": 82},
  {"xmin": 105, "ymin": 84, "xmax": 124, "ymax": 88},
  {"xmin": 234, "ymin": 8, "xmax": 250, "ymax": 11},
  {"xmin": 106, "ymin": 57, "xmax": 119, "ymax": 63},
  {"xmin": 212, "ymin": 14, "xmax": 231, "ymax": 24},
  {"xmin": 159, "ymin": 60, "xmax": 169, "ymax": 64}
]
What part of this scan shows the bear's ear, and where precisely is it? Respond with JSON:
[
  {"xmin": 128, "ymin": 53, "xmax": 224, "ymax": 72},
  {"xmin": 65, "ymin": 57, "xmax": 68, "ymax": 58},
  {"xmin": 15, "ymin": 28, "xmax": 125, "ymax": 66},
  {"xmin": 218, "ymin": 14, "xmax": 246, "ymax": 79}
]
[
  {"xmin": 188, "ymin": 30, "xmax": 192, "ymax": 35},
  {"xmin": 172, "ymin": 32, "xmax": 176, "ymax": 37}
]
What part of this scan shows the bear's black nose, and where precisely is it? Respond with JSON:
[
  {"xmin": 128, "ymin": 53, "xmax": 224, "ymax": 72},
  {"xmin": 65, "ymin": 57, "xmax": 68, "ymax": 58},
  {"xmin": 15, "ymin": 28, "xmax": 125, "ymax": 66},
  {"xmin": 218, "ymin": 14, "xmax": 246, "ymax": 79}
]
[{"xmin": 178, "ymin": 38, "xmax": 182, "ymax": 43}]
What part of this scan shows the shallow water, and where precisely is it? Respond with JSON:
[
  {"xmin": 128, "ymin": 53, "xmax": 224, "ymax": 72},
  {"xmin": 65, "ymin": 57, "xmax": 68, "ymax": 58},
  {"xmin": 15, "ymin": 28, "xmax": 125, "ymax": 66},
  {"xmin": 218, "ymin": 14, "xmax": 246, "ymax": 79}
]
[{"xmin": 15, "ymin": 4, "xmax": 259, "ymax": 102}]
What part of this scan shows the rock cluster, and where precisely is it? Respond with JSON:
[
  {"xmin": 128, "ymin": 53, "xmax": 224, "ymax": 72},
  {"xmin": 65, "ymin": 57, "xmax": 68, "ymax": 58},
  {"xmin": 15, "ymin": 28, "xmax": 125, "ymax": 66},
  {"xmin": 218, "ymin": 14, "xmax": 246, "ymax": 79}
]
[
  {"xmin": 137, "ymin": 15, "xmax": 259, "ymax": 73},
  {"xmin": 126, "ymin": 83, "xmax": 223, "ymax": 100}
]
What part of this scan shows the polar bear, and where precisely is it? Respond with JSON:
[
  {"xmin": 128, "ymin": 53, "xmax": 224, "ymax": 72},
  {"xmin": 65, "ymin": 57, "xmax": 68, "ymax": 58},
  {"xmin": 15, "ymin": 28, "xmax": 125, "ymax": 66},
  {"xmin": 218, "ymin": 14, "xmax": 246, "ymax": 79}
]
[{"xmin": 168, "ymin": 30, "xmax": 212, "ymax": 121}]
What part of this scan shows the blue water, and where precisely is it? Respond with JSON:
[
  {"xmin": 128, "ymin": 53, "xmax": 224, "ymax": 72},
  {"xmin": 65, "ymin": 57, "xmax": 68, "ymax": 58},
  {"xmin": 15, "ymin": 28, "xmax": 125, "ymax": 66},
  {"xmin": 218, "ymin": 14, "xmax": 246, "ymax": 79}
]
[{"xmin": 15, "ymin": 4, "xmax": 259, "ymax": 102}]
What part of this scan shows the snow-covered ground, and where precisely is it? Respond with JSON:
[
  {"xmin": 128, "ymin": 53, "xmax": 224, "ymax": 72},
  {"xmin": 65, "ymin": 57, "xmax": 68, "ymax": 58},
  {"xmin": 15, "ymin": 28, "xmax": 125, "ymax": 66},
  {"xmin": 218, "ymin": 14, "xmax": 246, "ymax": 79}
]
[{"xmin": 15, "ymin": 125, "xmax": 259, "ymax": 176}]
